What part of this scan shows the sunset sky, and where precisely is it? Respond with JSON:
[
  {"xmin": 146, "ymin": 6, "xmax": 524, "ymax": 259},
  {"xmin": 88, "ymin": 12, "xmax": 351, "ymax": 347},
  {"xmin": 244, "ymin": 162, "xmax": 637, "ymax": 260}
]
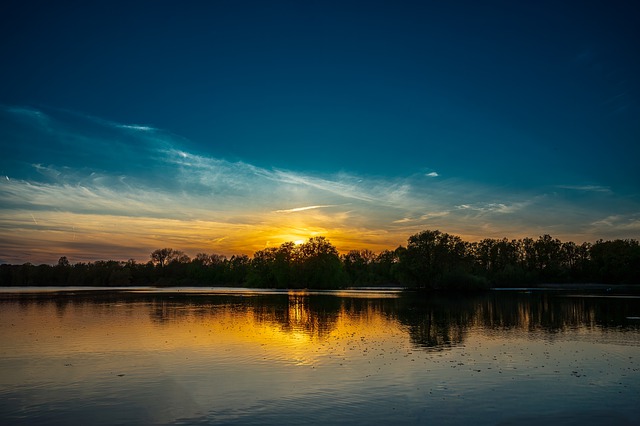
[{"xmin": 1, "ymin": 1, "xmax": 639, "ymax": 264}]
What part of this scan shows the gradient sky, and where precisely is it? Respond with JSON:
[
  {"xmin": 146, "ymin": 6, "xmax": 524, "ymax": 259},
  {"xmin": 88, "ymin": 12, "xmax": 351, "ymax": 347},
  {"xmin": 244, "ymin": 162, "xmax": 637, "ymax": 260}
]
[{"xmin": 1, "ymin": 0, "xmax": 639, "ymax": 264}]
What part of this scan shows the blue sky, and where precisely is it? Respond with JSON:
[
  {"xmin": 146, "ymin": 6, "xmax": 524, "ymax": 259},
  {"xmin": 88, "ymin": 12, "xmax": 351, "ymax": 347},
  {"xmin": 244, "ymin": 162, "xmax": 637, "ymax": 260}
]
[{"xmin": 1, "ymin": 1, "xmax": 639, "ymax": 264}]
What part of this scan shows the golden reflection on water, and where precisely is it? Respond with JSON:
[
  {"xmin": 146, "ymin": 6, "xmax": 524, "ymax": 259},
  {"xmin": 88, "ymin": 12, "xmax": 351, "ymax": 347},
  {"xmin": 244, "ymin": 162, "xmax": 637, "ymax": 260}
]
[{"xmin": 0, "ymin": 293, "xmax": 407, "ymax": 370}]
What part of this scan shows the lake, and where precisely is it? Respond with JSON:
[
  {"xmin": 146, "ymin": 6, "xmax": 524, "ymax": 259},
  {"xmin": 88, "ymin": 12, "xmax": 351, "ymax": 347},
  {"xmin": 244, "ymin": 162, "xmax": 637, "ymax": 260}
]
[{"xmin": 1, "ymin": 287, "xmax": 639, "ymax": 425}]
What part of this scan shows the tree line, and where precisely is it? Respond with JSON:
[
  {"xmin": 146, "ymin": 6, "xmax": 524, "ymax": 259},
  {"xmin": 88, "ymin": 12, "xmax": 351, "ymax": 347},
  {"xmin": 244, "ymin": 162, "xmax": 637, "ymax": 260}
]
[{"xmin": 1, "ymin": 231, "xmax": 639, "ymax": 289}]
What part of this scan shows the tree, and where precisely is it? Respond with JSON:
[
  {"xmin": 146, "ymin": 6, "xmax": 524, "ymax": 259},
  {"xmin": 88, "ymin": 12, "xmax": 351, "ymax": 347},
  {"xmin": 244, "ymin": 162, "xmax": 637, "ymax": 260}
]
[
  {"xmin": 293, "ymin": 237, "xmax": 346, "ymax": 289},
  {"xmin": 228, "ymin": 254, "xmax": 250, "ymax": 285},
  {"xmin": 194, "ymin": 253, "xmax": 213, "ymax": 266},
  {"xmin": 531, "ymin": 235, "xmax": 563, "ymax": 281},
  {"xmin": 370, "ymin": 249, "xmax": 402, "ymax": 285},
  {"xmin": 590, "ymin": 239, "xmax": 640, "ymax": 284},
  {"xmin": 248, "ymin": 247, "xmax": 279, "ymax": 287},
  {"xmin": 342, "ymin": 249, "xmax": 376, "ymax": 286},
  {"xmin": 53, "ymin": 256, "xmax": 72, "ymax": 284},
  {"xmin": 399, "ymin": 230, "xmax": 477, "ymax": 290},
  {"xmin": 470, "ymin": 238, "xmax": 525, "ymax": 286},
  {"xmin": 150, "ymin": 248, "xmax": 188, "ymax": 268}
]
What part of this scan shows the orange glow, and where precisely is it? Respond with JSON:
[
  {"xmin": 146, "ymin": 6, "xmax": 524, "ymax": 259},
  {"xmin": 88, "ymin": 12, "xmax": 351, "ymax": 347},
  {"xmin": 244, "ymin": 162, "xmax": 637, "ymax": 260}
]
[
  {"xmin": 0, "ymin": 210, "xmax": 413, "ymax": 264},
  {"xmin": 0, "ymin": 294, "xmax": 406, "ymax": 367},
  {"xmin": 1, "ymin": 203, "xmax": 584, "ymax": 265}
]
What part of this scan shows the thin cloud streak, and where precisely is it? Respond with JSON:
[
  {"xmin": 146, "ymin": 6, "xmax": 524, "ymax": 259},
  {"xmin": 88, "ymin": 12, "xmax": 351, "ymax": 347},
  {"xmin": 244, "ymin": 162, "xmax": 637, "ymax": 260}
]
[
  {"xmin": 557, "ymin": 185, "xmax": 612, "ymax": 193},
  {"xmin": 117, "ymin": 124, "xmax": 156, "ymax": 132},
  {"xmin": 274, "ymin": 205, "xmax": 336, "ymax": 213}
]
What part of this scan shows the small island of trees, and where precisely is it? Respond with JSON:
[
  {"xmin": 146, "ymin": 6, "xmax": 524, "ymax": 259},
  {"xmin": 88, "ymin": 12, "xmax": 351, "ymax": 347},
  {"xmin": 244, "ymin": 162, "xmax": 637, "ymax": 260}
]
[{"xmin": 1, "ymin": 231, "xmax": 639, "ymax": 290}]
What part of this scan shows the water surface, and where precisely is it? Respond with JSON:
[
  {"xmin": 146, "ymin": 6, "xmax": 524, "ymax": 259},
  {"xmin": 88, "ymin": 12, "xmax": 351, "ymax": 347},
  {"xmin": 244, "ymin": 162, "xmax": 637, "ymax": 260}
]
[{"xmin": 1, "ymin": 288, "xmax": 639, "ymax": 425}]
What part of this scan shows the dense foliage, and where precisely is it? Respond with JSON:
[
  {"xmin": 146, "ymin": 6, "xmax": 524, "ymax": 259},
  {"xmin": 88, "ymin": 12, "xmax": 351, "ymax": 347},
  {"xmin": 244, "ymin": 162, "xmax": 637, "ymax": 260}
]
[{"xmin": 1, "ymin": 231, "xmax": 639, "ymax": 290}]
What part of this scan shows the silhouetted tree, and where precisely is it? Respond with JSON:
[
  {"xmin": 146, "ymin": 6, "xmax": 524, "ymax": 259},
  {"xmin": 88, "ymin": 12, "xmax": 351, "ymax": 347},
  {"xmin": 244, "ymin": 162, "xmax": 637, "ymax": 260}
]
[
  {"xmin": 469, "ymin": 238, "xmax": 529, "ymax": 286},
  {"xmin": 369, "ymin": 249, "xmax": 402, "ymax": 285},
  {"xmin": 399, "ymin": 230, "xmax": 476, "ymax": 290},
  {"xmin": 248, "ymin": 247, "xmax": 279, "ymax": 288},
  {"xmin": 227, "ymin": 254, "xmax": 250, "ymax": 285},
  {"xmin": 342, "ymin": 249, "xmax": 376, "ymax": 286},
  {"xmin": 150, "ymin": 248, "xmax": 177, "ymax": 268},
  {"xmin": 293, "ymin": 237, "xmax": 346, "ymax": 289},
  {"xmin": 590, "ymin": 239, "xmax": 640, "ymax": 284}
]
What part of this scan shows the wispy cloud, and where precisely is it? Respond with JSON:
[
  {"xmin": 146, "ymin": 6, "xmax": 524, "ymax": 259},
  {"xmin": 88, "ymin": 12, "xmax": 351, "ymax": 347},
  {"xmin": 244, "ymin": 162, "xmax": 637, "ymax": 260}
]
[
  {"xmin": 557, "ymin": 184, "xmax": 611, "ymax": 193},
  {"xmin": 455, "ymin": 201, "xmax": 528, "ymax": 214},
  {"xmin": 392, "ymin": 217, "xmax": 413, "ymax": 224},
  {"xmin": 274, "ymin": 205, "xmax": 336, "ymax": 213},
  {"xmin": 590, "ymin": 214, "xmax": 640, "ymax": 232},
  {"xmin": 1, "ymin": 105, "xmax": 638, "ymax": 264},
  {"xmin": 117, "ymin": 124, "xmax": 156, "ymax": 132},
  {"xmin": 5, "ymin": 106, "xmax": 50, "ymax": 125},
  {"xmin": 420, "ymin": 211, "xmax": 449, "ymax": 220},
  {"xmin": 392, "ymin": 211, "xmax": 449, "ymax": 224}
]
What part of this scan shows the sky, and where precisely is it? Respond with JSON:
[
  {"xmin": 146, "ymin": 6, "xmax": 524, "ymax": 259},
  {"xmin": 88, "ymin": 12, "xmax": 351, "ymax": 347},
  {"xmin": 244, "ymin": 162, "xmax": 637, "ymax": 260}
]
[{"xmin": 1, "ymin": 0, "xmax": 639, "ymax": 264}]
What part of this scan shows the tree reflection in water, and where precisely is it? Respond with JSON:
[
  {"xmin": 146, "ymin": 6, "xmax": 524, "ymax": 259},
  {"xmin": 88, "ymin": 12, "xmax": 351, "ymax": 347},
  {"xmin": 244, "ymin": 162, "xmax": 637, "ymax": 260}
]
[
  {"xmin": 5, "ymin": 289, "xmax": 637, "ymax": 351},
  {"xmin": 137, "ymin": 290, "xmax": 640, "ymax": 350},
  {"xmin": 397, "ymin": 292, "xmax": 640, "ymax": 349}
]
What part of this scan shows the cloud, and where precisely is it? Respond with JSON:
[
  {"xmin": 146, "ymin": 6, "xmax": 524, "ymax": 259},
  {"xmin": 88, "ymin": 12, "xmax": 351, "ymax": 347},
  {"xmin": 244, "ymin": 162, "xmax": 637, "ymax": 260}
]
[
  {"xmin": 392, "ymin": 218, "xmax": 413, "ymax": 224},
  {"xmin": 426, "ymin": 172, "xmax": 439, "ymax": 177},
  {"xmin": 4, "ymin": 106, "xmax": 50, "ymax": 127},
  {"xmin": 117, "ymin": 124, "xmax": 156, "ymax": 132},
  {"xmin": 420, "ymin": 211, "xmax": 449, "ymax": 220},
  {"xmin": 590, "ymin": 214, "xmax": 640, "ymax": 232},
  {"xmin": 455, "ymin": 201, "xmax": 528, "ymax": 214},
  {"xmin": 557, "ymin": 185, "xmax": 611, "ymax": 193},
  {"xmin": 274, "ymin": 205, "xmax": 336, "ymax": 213},
  {"xmin": 392, "ymin": 211, "xmax": 449, "ymax": 224},
  {"xmin": 1, "ymin": 105, "xmax": 639, "ymax": 264}
]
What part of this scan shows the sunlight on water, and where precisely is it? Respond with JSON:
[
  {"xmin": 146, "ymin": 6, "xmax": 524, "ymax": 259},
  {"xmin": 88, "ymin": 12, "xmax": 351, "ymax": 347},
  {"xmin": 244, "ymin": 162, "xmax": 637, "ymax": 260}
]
[{"xmin": 1, "ymin": 289, "xmax": 639, "ymax": 425}]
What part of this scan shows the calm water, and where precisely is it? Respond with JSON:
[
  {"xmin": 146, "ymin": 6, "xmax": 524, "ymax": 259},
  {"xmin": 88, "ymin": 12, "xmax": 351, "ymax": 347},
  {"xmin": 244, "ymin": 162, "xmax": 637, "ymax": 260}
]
[{"xmin": 1, "ymin": 288, "xmax": 639, "ymax": 425}]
